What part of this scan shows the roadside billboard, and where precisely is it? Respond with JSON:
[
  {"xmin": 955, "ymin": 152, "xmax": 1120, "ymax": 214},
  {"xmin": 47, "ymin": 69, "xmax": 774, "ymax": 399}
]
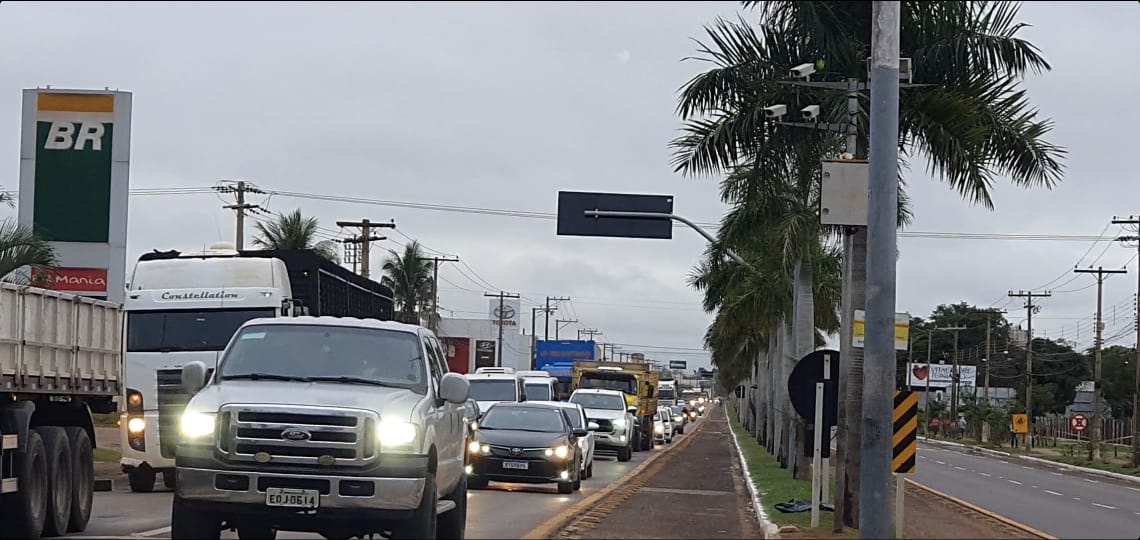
[
  {"xmin": 906, "ymin": 363, "xmax": 978, "ymax": 389},
  {"xmin": 488, "ymin": 297, "xmax": 521, "ymax": 329},
  {"xmin": 535, "ymin": 340, "xmax": 596, "ymax": 377},
  {"xmin": 18, "ymin": 88, "xmax": 132, "ymax": 303}
]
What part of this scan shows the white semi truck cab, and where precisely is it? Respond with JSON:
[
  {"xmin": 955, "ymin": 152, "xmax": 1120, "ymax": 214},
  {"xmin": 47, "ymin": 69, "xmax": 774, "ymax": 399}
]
[{"xmin": 119, "ymin": 243, "xmax": 294, "ymax": 492}]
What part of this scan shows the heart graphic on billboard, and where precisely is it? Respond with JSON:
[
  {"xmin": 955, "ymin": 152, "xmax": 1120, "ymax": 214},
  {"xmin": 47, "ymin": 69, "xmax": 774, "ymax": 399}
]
[{"xmin": 912, "ymin": 364, "xmax": 929, "ymax": 381}]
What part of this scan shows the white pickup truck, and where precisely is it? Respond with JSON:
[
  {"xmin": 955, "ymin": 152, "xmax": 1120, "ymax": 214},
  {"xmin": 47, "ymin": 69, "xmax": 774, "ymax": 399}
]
[{"xmin": 172, "ymin": 316, "xmax": 471, "ymax": 540}]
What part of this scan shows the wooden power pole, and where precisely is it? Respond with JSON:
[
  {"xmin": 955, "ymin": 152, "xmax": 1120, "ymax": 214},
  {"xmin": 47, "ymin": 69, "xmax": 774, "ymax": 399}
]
[
  {"xmin": 1111, "ymin": 216, "xmax": 1140, "ymax": 467},
  {"xmin": 1008, "ymin": 290, "xmax": 1051, "ymax": 448},
  {"xmin": 485, "ymin": 291, "xmax": 520, "ymax": 367},
  {"xmin": 336, "ymin": 219, "xmax": 395, "ymax": 279},
  {"xmin": 218, "ymin": 180, "xmax": 262, "ymax": 250},
  {"xmin": 428, "ymin": 256, "xmax": 460, "ymax": 332}
]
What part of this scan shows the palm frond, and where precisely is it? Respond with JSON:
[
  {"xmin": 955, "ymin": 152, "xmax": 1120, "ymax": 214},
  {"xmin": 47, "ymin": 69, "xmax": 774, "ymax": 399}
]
[{"xmin": 0, "ymin": 219, "xmax": 57, "ymax": 282}]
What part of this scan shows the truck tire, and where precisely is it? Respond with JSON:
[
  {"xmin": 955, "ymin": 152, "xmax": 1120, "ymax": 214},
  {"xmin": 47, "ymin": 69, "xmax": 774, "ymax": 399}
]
[
  {"xmin": 37, "ymin": 427, "xmax": 74, "ymax": 538},
  {"xmin": 585, "ymin": 461, "xmax": 594, "ymax": 478},
  {"xmin": 171, "ymin": 496, "xmax": 220, "ymax": 539},
  {"xmin": 437, "ymin": 473, "xmax": 467, "ymax": 540},
  {"xmin": 128, "ymin": 466, "xmax": 155, "ymax": 493},
  {"xmin": 1, "ymin": 429, "xmax": 48, "ymax": 539},
  {"xmin": 390, "ymin": 473, "xmax": 437, "ymax": 540},
  {"xmin": 64, "ymin": 426, "xmax": 94, "ymax": 533},
  {"xmin": 630, "ymin": 430, "xmax": 641, "ymax": 452},
  {"xmin": 617, "ymin": 444, "xmax": 632, "ymax": 462}
]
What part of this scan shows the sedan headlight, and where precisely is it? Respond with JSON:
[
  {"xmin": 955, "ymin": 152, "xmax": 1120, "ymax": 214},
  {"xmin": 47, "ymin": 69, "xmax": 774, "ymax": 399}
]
[
  {"xmin": 545, "ymin": 445, "xmax": 571, "ymax": 459},
  {"xmin": 378, "ymin": 421, "xmax": 419, "ymax": 450},
  {"xmin": 180, "ymin": 411, "xmax": 216, "ymax": 442},
  {"xmin": 654, "ymin": 424, "xmax": 664, "ymax": 434},
  {"xmin": 673, "ymin": 415, "xmax": 682, "ymax": 422},
  {"xmin": 612, "ymin": 418, "xmax": 627, "ymax": 429}
]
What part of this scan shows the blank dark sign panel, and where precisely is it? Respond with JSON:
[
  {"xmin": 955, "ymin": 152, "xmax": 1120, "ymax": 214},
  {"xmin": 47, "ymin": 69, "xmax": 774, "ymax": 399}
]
[{"xmin": 556, "ymin": 191, "xmax": 674, "ymax": 240}]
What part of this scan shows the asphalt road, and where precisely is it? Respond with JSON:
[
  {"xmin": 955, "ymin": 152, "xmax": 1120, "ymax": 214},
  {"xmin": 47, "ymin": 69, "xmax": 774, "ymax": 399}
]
[
  {"xmin": 913, "ymin": 443, "xmax": 1140, "ymax": 539},
  {"xmin": 71, "ymin": 419, "xmax": 702, "ymax": 539}
]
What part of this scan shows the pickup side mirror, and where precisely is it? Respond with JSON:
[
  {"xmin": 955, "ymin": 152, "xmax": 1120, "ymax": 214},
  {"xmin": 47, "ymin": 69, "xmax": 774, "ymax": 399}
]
[
  {"xmin": 439, "ymin": 373, "xmax": 470, "ymax": 405},
  {"xmin": 181, "ymin": 361, "xmax": 209, "ymax": 394},
  {"xmin": 627, "ymin": 406, "xmax": 638, "ymax": 415},
  {"xmin": 587, "ymin": 421, "xmax": 600, "ymax": 431},
  {"xmin": 572, "ymin": 428, "xmax": 589, "ymax": 438}
]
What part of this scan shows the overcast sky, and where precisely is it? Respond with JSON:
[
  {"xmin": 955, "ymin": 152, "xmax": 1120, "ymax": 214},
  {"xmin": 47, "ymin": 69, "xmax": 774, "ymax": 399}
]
[{"xmin": 2, "ymin": 1, "xmax": 1137, "ymax": 370}]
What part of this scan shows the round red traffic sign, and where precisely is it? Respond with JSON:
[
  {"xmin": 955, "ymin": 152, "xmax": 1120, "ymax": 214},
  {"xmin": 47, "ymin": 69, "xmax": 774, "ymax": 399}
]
[{"xmin": 1070, "ymin": 413, "xmax": 1088, "ymax": 432}]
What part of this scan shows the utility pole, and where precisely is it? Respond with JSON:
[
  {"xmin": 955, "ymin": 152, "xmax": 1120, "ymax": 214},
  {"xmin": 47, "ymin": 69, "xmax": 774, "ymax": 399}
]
[
  {"xmin": 485, "ymin": 291, "xmax": 520, "ymax": 368},
  {"xmin": 427, "ymin": 256, "xmax": 460, "ymax": 332},
  {"xmin": 544, "ymin": 296, "xmax": 570, "ymax": 340},
  {"xmin": 860, "ymin": 3, "xmax": 900, "ymax": 536},
  {"xmin": 531, "ymin": 306, "xmax": 556, "ymax": 369},
  {"xmin": 555, "ymin": 319, "xmax": 577, "ymax": 339},
  {"xmin": 1075, "ymin": 267, "xmax": 1127, "ymax": 460},
  {"xmin": 1111, "ymin": 216, "xmax": 1140, "ymax": 467},
  {"xmin": 218, "ymin": 180, "xmax": 262, "ymax": 250},
  {"xmin": 949, "ymin": 327, "xmax": 964, "ymax": 426},
  {"xmin": 970, "ymin": 308, "xmax": 1007, "ymax": 442},
  {"xmin": 929, "ymin": 326, "xmax": 966, "ymax": 429},
  {"xmin": 1009, "ymin": 290, "xmax": 1051, "ymax": 448},
  {"xmin": 336, "ymin": 219, "xmax": 396, "ymax": 279}
]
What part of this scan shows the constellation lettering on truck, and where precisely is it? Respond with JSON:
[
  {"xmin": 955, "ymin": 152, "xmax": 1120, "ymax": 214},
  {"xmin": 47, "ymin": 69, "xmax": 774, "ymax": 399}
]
[{"xmin": 160, "ymin": 291, "xmax": 241, "ymax": 300}]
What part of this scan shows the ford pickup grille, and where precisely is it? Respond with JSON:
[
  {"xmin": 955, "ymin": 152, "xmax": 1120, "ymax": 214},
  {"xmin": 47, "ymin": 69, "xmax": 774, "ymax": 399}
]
[{"xmin": 218, "ymin": 405, "xmax": 377, "ymax": 467}]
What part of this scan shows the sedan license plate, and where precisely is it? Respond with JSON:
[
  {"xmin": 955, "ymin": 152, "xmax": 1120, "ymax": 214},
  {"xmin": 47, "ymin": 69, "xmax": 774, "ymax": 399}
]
[
  {"xmin": 265, "ymin": 487, "xmax": 319, "ymax": 509},
  {"xmin": 502, "ymin": 460, "xmax": 529, "ymax": 470}
]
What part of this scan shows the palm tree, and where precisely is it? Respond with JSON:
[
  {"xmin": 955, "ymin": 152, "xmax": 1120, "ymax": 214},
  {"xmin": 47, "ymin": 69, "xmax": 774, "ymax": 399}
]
[
  {"xmin": 675, "ymin": 1, "xmax": 1065, "ymax": 523},
  {"xmin": 252, "ymin": 209, "xmax": 340, "ymax": 263},
  {"xmin": 0, "ymin": 188, "xmax": 57, "ymax": 284},
  {"xmin": 381, "ymin": 241, "xmax": 435, "ymax": 325}
]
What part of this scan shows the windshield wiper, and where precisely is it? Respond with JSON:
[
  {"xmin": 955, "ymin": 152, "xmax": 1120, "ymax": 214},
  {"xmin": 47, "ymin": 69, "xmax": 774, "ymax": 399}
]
[
  {"xmin": 220, "ymin": 373, "xmax": 309, "ymax": 382},
  {"xmin": 303, "ymin": 376, "xmax": 400, "ymax": 388}
]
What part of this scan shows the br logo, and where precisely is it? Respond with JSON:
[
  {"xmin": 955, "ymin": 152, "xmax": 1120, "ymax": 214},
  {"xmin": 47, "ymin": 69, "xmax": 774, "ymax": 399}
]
[{"xmin": 43, "ymin": 121, "xmax": 106, "ymax": 151}]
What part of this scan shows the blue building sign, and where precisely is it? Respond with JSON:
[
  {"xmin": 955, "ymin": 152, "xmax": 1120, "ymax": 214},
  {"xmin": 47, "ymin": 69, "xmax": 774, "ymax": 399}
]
[{"xmin": 534, "ymin": 340, "xmax": 596, "ymax": 379}]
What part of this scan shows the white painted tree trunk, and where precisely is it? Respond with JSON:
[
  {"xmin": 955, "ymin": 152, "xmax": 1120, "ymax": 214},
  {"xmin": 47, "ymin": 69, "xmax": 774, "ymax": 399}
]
[{"xmin": 791, "ymin": 260, "xmax": 815, "ymax": 480}]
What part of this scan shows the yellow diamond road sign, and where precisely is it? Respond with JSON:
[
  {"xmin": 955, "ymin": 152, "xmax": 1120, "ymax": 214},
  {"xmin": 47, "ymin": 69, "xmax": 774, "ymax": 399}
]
[{"xmin": 1012, "ymin": 413, "xmax": 1028, "ymax": 434}]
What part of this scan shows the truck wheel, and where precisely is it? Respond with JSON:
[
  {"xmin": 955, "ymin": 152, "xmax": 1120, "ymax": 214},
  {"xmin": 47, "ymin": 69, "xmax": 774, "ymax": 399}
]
[
  {"xmin": 64, "ymin": 427, "xmax": 93, "ymax": 532},
  {"xmin": 390, "ymin": 473, "xmax": 437, "ymax": 540},
  {"xmin": 572, "ymin": 470, "xmax": 581, "ymax": 492},
  {"xmin": 171, "ymin": 496, "xmax": 220, "ymax": 539},
  {"xmin": 128, "ymin": 466, "xmax": 155, "ymax": 493},
  {"xmin": 37, "ymin": 427, "xmax": 74, "ymax": 537},
  {"xmin": 617, "ymin": 444, "xmax": 632, "ymax": 462},
  {"xmin": 163, "ymin": 470, "xmax": 177, "ymax": 490},
  {"xmin": 1, "ymin": 429, "xmax": 48, "ymax": 539},
  {"xmin": 437, "ymin": 473, "xmax": 467, "ymax": 540},
  {"xmin": 630, "ymin": 430, "xmax": 641, "ymax": 452}
]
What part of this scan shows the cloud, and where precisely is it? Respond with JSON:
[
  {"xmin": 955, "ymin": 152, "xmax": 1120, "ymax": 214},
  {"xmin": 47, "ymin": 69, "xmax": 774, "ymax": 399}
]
[{"xmin": 616, "ymin": 50, "xmax": 631, "ymax": 64}]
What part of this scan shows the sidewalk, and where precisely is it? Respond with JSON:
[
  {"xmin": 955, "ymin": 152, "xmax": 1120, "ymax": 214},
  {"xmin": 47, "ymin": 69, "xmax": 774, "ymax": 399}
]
[{"xmin": 568, "ymin": 407, "xmax": 763, "ymax": 539}]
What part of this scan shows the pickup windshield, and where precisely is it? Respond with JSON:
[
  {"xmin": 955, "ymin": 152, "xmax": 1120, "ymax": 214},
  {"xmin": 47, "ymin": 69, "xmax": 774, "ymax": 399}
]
[
  {"xmin": 524, "ymin": 382, "xmax": 553, "ymax": 401},
  {"xmin": 468, "ymin": 379, "xmax": 518, "ymax": 402},
  {"xmin": 127, "ymin": 309, "xmax": 275, "ymax": 352},
  {"xmin": 218, "ymin": 324, "xmax": 426, "ymax": 392},
  {"xmin": 570, "ymin": 393, "xmax": 626, "ymax": 411}
]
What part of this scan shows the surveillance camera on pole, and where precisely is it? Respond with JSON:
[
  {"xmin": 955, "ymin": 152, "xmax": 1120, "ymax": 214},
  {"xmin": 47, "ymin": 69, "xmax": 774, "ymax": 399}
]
[
  {"xmin": 801, "ymin": 104, "xmax": 820, "ymax": 121},
  {"xmin": 763, "ymin": 104, "xmax": 787, "ymax": 119},
  {"xmin": 791, "ymin": 62, "xmax": 816, "ymax": 79}
]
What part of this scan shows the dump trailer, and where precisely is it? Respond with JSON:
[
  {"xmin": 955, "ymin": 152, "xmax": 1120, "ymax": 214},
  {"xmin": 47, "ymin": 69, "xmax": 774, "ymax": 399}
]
[
  {"xmin": 0, "ymin": 283, "xmax": 123, "ymax": 538},
  {"xmin": 571, "ymin": 360, "xmax": 659, "ymax": 451},
  {"xmin": 241, "ymin": 248, "xmax": 395, "ymax": 319}
]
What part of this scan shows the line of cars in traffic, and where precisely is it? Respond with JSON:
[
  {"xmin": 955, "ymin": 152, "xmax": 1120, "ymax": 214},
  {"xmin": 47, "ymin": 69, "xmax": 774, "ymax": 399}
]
[{"xmin": 459, "ymin": 367, "xmax": 705, "ymax": 495}]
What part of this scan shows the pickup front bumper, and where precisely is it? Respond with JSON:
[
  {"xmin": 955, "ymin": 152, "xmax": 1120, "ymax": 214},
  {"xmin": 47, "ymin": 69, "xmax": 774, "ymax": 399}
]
[{"xmin": 175, "ymin": 446, "xmax": 430, "ymax": 513}]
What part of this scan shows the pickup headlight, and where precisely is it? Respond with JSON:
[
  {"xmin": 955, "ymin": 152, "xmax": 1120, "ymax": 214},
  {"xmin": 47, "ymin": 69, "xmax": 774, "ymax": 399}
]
[
  {"xmin": 612, "ymin": 418, "xmax": 627, "ymax": 429},
  {"xmin": 545, "ymin": 445, "xmax": 571, "ymax": 459},
  {"xmin": 377, "ymin": 421, "xmax": 419, "ymax": 450},
  {"xmin": 654, "ymin": 423, "xmax": 664, "ymax": 434},
  {"xmin": 180, "ymin": 411, "xmax": 216, "ymax": 442}
]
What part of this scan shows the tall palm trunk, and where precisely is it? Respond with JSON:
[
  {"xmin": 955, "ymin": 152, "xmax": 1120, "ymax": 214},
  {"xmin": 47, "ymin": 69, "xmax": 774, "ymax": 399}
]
[
  {"xmin": 791, "ymin": 260, "xmax": 815, "ymax": 480},
  {"xmin": 841, "ymin": 229, "xmax": 868, "ymax": 527},
  {"xmin": 774, "ymin": 321, "xmax": 789, "ymax": 464},
  {"xmin": 766, "ymin": 335, "xmax": 778, "ymax": 453},
  {"xmin": 779, "ymin": 319, "xmax": 795, "ymax": 469},
  {"xmin": 756, "ymin": 348, "xmax": 768, "ymax": 445}
]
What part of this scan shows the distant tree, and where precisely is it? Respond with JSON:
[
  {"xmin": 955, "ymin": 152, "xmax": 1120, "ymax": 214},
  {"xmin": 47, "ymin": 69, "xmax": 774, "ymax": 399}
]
[
  {"xmin": 381, "ymin": 241, "xmax": 435, "ymax": 325},
  {"xmin": 0, "ymin": 188, "xmax": 57, "ymax": 283},
  {"xmin": 252, "ymin": 209, "xmax": 340, "ymax": 263}
]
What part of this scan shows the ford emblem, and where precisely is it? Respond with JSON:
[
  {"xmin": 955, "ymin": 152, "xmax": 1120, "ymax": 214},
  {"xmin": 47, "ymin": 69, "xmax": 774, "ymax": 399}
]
[{"xmin": 281, "ymin": 428, "xmax": 312, "ymax": 441}]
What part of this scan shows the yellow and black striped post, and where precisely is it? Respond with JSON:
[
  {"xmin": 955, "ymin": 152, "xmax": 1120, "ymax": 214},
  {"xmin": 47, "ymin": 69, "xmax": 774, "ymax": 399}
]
[{"xmin": 893, "ymin": 390, "xmax": 918, "ymax": 474}]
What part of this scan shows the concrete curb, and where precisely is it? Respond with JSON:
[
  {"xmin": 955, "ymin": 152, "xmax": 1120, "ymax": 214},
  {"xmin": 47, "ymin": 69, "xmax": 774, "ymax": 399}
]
[
  {"xmin": 904, "ymin": 479, "xmax": 1057, "ymax": 540},
  {"xmin": 521, "ymin": 416, "xmax": 707, "ymax": 539},
  {"xmin": 726, "ymin": 417, "xmax": 780, "ymax": 539},
  {"xmin": 921, "ymin": 437, "xmax": 1140, "ymax": 485}
]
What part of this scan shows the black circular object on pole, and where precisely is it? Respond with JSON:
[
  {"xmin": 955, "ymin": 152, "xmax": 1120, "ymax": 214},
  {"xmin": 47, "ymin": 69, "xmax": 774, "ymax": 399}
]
[{"xmin": 787, "ymin": 348, "xmax": 841, "ymax": 428}]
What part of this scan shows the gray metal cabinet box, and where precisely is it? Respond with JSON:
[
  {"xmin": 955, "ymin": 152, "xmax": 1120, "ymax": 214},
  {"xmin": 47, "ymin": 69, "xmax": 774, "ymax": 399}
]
[{"xmin": 819, "ymin": 159, "xmax": 869, "ymax": 226}]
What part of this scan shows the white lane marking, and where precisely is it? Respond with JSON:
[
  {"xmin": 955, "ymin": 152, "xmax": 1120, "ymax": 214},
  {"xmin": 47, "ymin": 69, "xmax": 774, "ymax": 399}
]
[
  {"xmin": 979, "ymin": 472, "xmax": 992, "ymax": 477},
  {"xmin": 1085, "ymin": 478, "xmax": 1100, "ymax": 484},
  {"xmin": 132, "ymin": 527, "xmax": 172, "ymax": 538},
  {"xmin": 954, "ymin": 466, "xmax": 967, "ymax": 471},
  {"xmin": 919, "ymin": 455, "xmax": 927, "ymax": 460},
  {"xmin": 1073, "ymin": 497, "xmax": 1081, "ymax": 501},
  {"xmin": 1092, "ymin": 503, "xmax": 1117, "ymax": 510},
  {"xmin": 1128, "ymin": 487, "xmax": 1140, "ymax": 493},
  {"xmin": 935, "ymin": 460, "xmax": 945, "ymax": 465},
  {"xmin": 1021, "ymin": 466, "xmax": 1032, "ymax": 470},
  {"xmin": 1051, "ymin": 472, "xmax": 1062, "ymax": 476},
  {"xmin": 1044, "ymin": 490, "xmax": 1064, "ymax": 496},
  {"xmin": 1032, "ymin": 485, "xmax": 1039, "ymax": 489},
  {"xmin": 999, "ymin": 460, "xmax": 1010, "ymax": 464},
  {"xmin": 1008, "ymin": 480, "xmax": 1023, "ymax": 485}
]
